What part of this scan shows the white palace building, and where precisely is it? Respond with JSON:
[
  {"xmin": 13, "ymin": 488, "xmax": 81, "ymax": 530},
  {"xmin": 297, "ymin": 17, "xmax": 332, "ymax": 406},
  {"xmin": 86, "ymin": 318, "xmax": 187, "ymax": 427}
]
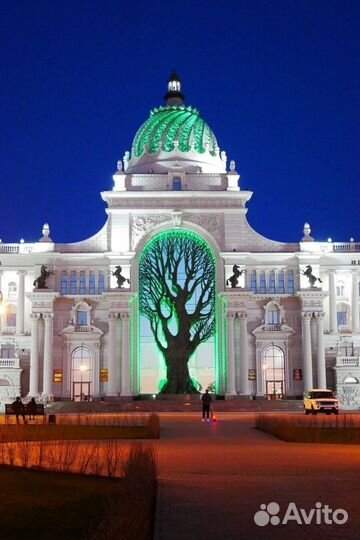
[{"xmin": 0, "ymin": 74, "xmax": 359, "ymax": 408}]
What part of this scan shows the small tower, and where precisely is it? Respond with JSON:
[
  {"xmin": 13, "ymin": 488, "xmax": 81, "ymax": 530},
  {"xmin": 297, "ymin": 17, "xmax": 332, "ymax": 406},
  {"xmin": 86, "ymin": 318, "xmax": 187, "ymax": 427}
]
[{"xmin": 164, "ymin": 71, "xmax": 185, "ymax": 106}]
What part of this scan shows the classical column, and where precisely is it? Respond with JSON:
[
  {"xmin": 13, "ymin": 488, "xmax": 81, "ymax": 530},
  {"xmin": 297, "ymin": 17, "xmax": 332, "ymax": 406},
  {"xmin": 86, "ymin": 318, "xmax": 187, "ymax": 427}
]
[
  {"xmin": 351, "ymin": 271, "xmax": 360, "ymax": 333},
  {"xmin": 107, "ymin": 314, "xmax": 119, "ymax": 396},
  {"xmin": 121, "ymin": 312, "xmax": 131, "ymax": 395},
  {"xmin": 29, "ymin": 314, "xmax": 40, "ymax": 396},
  {"xmin": 315, "ymin": 312, "xmax": 326, "ymax": 388},
  {"xmin": 328, "ymin": 270, "xmax": 337, "ymax": 333},
  {"xmin": 226, "ymin": 312, "xmax": 236, "ymax": 395},
  {"xmin": 16, "ymin": 271, "xmax": 26, "ymax": 334},
  {"xmin": 301, "ymin": 312, "xmax": 313, "ymax": 390},
  {"xmin": 43, "ymin": 314, "xmax": 54, "ymax": 396},
  {"xmin": 238, "ymin": 312, "xmax": 249, "ymax": 394}
]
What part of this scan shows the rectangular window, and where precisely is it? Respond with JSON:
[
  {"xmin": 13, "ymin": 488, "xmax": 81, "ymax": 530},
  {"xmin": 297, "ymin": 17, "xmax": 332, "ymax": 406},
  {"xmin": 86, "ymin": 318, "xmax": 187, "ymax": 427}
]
[
  {"xmin": 250, "ymin": 271, "xmax": 257, "ymax": 293},
  {"xmin": 98, "ymin": 272, "xmax": 105, "ymax": 294},
  {"xmin": 278, "ymin": 272, "xmax": 285, "ymax": 294},
  {"xmin": 6, "ymin": 313, "xmax": 16, "ymax": 327},
  {"xmin": 1, "ymin": 344, "xmax": 15, "ymax": 358},
  {"xmin": 70, "ymin": 271, "xmax": 77, "ymax": 294},
  {"xmin": 268, "ymin": 310, "xmax": 279, "ymax": 325},
  {"xmin": 79, "ymin": 272, "xmax": 86, "ymax": 295},
  {"xmin": 60, "ymin": 271, "xmax": 68, "ymax": 295},
  {"xmin": 259, "ymin": 273, "xmax": 266, "ymax": 294},
  {"xmin": 269, "ymin": 273, "xmax": 276, "ymax": 294},
  {"xmin": 76, "ymin": 311, "xmax": 88, "ymax": 326},
  {"xmin": 337, "ymin": 311, "xmax": 347, "ymax": 326},
  {"xmin": 89, "ymin": 272, "xmax": 96, "ymax": 294},
  {"xmin": 287, "ymin": 271, "xmax": 295, "ymax": 294}
]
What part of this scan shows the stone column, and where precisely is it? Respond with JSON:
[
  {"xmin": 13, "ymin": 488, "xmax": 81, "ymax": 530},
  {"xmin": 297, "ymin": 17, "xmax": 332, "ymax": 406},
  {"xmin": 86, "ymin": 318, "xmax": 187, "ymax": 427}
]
[
  {"xmin": 238, "ymin": 312, "xmax": 249, "ymax": 394},
  {"xmin": 43, "ymin": 314, "xmax": 54, "ymax": 397},
  {"xmin": 351, "ymin": 271, "xmax": 359, "ymax": 333},
  {"xmin": 315, "ymin": 312, "xmax": 326, "ymax": 388},
  {"xmin": 29, "ymin": 314, "xmax": 40, "ymax": 396},
  {"xmin": 16, "ymin": 271, "xmax": 26, "ymax": 334},
  {"xmin": 302, "ymin": 312, "xmax": 313, "ymax": 390},
  {"xmin": 226, "ymin": 312, "xmax": 236, "ymax": 395},
  {"xmin": 328, "ymin": 270, "xmax": 337, "ymax": 333},
  {"xmin": 107, "ymin": 314, "xmax": 119, "ymax": 396},
  {"xmin": 121, "ymin": 312, "xmax": 131, "ymax": 395}
]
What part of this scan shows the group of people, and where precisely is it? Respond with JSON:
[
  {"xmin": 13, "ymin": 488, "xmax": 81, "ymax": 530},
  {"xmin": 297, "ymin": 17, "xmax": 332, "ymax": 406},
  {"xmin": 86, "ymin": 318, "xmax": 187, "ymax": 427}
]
[{"xmin": 11, "ymin": 396, "xmax": 38, "ymax": 424}]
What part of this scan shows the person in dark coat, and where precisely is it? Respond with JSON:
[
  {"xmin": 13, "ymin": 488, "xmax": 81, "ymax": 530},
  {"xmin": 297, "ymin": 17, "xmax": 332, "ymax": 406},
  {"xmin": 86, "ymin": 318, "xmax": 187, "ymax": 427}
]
[
  {"xmin": 26, "ymin": 397, "xmax": 37, "ymax": 421},
  {"xmin": 12, "ymin": 397, "xmax": 26, "ymax": 424},
  {"xmin": 201, "ymin": 389, "xmax": 212, "ymax": 422}
]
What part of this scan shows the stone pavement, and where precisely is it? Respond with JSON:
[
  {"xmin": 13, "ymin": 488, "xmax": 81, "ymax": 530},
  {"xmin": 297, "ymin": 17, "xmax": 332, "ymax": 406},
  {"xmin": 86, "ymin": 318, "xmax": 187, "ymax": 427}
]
[{"xmin": 153, "ymin": 413, "xmax": 360, "ymax": 540}]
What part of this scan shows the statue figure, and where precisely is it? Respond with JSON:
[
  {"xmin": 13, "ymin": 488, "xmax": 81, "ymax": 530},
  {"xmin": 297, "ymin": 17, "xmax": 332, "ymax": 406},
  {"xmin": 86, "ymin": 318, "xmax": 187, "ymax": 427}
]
[
  {"xmin": 33, "ymin": 265, "xmax": 54, "ymax": 289},
  {"xmin": 226, "ymin": 265, "xmax": 247, "ymax": 289},
  {"xmin": 301, "ymin": 265, "xmax": 322, "ymax": 288},
  {"xmin": 112, "ymin": 266, "xmax": 130, "ymax": 288}
]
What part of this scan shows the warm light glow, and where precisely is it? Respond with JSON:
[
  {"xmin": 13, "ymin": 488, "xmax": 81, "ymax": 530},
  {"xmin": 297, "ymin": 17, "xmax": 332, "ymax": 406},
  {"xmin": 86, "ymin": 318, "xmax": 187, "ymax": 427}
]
[
  {"xmin": 79, "ymin": 365, "xmax": 88, "ymax": 372},
  {"xmin": 0, "ymin": 304, "xmax": 5, "ymax": 315}
]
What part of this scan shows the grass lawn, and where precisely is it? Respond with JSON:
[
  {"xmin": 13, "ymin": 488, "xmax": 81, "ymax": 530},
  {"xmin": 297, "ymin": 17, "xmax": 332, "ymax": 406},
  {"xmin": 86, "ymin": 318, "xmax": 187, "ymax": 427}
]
[{"xmin": 0, "ymin": 466, "xmax": 122, "ymax": 540}]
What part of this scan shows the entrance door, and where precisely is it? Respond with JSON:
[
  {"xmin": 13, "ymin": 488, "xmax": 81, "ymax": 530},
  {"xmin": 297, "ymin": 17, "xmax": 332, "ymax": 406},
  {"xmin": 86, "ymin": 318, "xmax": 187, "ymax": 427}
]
[
  {"xmin": 73, "ymin": 382, "xmax": 91, "ymax": 402},
  {"xmin": 266, "ymin": 380, "xmax": 284, "ymax": 399}
]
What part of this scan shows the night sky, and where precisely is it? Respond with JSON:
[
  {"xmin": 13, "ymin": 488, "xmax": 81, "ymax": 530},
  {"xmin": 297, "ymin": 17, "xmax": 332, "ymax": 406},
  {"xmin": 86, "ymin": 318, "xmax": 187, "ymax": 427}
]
[{"xmin": 1, "ymin": 0, "xmax": 359, "ymax": 245}]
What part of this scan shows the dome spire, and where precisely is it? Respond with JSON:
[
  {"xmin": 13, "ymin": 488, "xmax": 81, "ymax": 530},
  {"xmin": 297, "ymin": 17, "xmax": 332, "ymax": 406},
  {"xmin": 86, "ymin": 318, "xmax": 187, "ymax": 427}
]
[{"xmin": 164, "ymin": 71, "xmax": 185, "ymax": 106}]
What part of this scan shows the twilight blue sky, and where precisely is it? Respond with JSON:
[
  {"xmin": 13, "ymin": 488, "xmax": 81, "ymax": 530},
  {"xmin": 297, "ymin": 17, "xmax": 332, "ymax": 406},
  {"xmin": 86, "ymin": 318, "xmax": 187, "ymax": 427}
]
[{"xmin": 1, "ymin": 0, "xmax": 359, "ymax": 244}]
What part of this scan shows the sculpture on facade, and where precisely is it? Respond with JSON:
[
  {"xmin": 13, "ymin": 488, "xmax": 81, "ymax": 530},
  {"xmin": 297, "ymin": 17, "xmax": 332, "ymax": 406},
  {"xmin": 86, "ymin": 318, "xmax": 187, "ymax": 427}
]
[
  {"xmin": 226, "ymin": 265, "xmax": 246, "ymax": 288},
  {"xmin": 139, "ymin": 231, "xmax": 215, "ymax": 394},
  {"xmin": 33, "ymin": 265, "xmax": 54, "ymax": 289},
  {"xmin": 112, "ymin": 266, "xmax": 130, "ymax": 288},
  {"xmin": 301, "ymin": 265, "xmax": 323, "ymax": 287}
]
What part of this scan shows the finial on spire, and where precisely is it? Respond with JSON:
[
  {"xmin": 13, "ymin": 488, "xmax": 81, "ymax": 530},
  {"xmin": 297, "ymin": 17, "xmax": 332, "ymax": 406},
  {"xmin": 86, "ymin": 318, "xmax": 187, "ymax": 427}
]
[{"xmin": 164, "ymin": 71, "xmax": 185, "ymax": 106}]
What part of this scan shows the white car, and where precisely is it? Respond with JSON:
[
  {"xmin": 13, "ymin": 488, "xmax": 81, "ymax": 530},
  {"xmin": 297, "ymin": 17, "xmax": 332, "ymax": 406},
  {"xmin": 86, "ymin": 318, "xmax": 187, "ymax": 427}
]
[{"xmin": 303, "ymin": 389, "xmax": 340, "ymax": 415}]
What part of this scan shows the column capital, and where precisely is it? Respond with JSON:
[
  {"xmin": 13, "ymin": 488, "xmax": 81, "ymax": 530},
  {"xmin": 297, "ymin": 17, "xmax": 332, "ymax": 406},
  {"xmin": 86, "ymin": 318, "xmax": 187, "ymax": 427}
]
[
  {"xmin": 314, "ymin": 312, "xmax": 325, "ymax": 321},
  {"xmin": 226, "ymin": 311, "xmax": 236, "ymax": 320},
  {"xmin": 237, "ymin": 311, "xmax": 248, "ymax": 320},
  {"xmin": 30, "ymin": 313, "xmax": 41, "ymax": 321},
  {"xmin": 327, "ymin": 269, "xmax": 336, "ymax": 275},
  {"xmin": 16, "ymin": 270, "xmax": 27, "ymax": 276},
  {"xmin": 43, "ymin": 313, "xmax": 54, "ymax": 321},
  {"xmin": 108, "ymin": 312, "xmax": 119, "ymax": 320},
  {"xmin": 301, "ymin": 312, "xmax": 313, "ymax": 321},
  {"xmin": 121, "ymin": 312, "xmax": 130, "ymax": 320}
]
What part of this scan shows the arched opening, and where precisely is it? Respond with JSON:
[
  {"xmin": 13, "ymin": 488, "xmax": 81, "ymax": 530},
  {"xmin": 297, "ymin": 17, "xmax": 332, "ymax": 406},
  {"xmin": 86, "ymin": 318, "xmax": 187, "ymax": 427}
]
[
  {"xmin": 263, "ymin": 345, "xmax": 285, "ymax": 399},
  {"xmin": 71, "ymin": 346, "xmax": 93, "ymax": 401},
  {"xmin": 139, "ymin": 229, "xmax": 216, "ymax": 394}
]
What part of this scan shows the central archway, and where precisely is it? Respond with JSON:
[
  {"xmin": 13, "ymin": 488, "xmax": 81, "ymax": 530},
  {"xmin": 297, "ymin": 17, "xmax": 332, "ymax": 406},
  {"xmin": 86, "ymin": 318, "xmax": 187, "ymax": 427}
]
[{"xmin": 139, "ymin": 229, "xmax": 216, "ymax": 394}]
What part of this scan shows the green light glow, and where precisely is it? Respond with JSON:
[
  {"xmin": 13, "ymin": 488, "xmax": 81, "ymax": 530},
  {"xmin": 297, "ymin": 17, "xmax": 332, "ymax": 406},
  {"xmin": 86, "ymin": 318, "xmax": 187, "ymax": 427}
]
[
  {"xmin": 132, "ymin": 105, "xmax": 218, "ymax": 158},
  {"xmin": 139, "ymin": 229, "xmax": 216, "ymax": 394}
]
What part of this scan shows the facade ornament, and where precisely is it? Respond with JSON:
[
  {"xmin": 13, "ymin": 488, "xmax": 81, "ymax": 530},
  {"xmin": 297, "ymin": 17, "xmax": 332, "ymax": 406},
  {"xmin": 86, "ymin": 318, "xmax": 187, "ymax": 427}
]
[
  {"xmin": 229, "ymin": 160, "xmax": 236, "ymax": 172},
  {"xmin": 226, "ymin": 265, "xmax": 246, "ymax": 288},
  {"xmin": 123, "ymin": 151, "xmax": 130, "ymax": 172},
  {"xmin": 33, "ymin": 265, "xmax": 54, "ymax": 289},
  {"xmin": 112, "ymin": 266, "xmax": 130, "ymax": 289},
  {"xmin": 39, "ymin": 223, "xmax": 52, "ymax": 243},
  {"xmin": 172, "ymin": 211, "xmax": 183, "ymax": 227},
  {"xmin": 300, "ymin": 265, "xmax": 322, "ymax": 288},
  {"xmin": 117, "ymin": 160, "xmax": 123, "ymax": 172}
]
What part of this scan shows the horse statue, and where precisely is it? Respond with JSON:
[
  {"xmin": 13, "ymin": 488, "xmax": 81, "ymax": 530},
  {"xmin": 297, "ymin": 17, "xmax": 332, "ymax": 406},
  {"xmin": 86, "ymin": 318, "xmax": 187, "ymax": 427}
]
[
  {"xmin": 112, "ymin": 266, "xmax": 130, "ymax": 288},
  {"xmin": 226, "ymin": 265, "xmax": 247, "ymax": 289},
  {"xmin": 301, "ymin": 265, "xmax": 322, "ymax": 288},
  {"xmin": 33, "ymin": 265, "xmax": 54, "ymax": 289}
]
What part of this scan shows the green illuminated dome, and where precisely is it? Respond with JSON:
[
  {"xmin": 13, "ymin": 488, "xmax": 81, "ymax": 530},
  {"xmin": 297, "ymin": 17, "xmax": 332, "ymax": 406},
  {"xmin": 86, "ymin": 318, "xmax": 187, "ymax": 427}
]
[
  {"xmin": 132, "ymin": 105, "xmax": 219, "ymax": 158},
  {"xmin": 125, "ymin": 73, "xmax": 226, "ymax": 174}
]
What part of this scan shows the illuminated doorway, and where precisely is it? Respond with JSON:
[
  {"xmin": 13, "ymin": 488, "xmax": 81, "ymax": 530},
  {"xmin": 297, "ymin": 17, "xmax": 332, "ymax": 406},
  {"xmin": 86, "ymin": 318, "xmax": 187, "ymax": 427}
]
[
  {"xmin": 263, "ymin": 345, "xmax": 285, "ymax": 399},
  {"xmin": 71, "ymin": 346, "xmax": 93, "ymax": 401}
]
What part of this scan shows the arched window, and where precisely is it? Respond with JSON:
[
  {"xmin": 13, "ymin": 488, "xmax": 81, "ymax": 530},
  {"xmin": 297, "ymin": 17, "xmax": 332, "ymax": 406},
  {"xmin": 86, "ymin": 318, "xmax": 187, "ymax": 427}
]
[
  {"xmin": 73, "ymin": 301, "xmax": 91, "ymax": 327},
  {"xmin": 7, "ymin": 282, "xmax": 17, "ymax": 299},
  {"xmin": 263, "ymin": 345, "xmax": 285, "ymax": 397},
  {"xmin": 336, "ymin": 281, "xmax": 345, "ymax": 297},
  {"xmin": 71, "ymin": 346, "xmax": 93, "ymax": 401}
]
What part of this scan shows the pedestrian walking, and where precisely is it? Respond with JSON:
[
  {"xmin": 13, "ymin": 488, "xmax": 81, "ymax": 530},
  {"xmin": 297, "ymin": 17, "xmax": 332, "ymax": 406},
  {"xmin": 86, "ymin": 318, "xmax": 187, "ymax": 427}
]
[{"xmin": 201, "ymin": 389, "xmax": 212, "ymax": 422}]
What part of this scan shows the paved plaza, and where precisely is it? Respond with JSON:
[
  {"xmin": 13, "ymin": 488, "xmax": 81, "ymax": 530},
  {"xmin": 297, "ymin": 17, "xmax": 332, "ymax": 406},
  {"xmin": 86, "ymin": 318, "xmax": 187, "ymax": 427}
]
[{"xmin": 153, "ymin": 413, "xmax": 360, "ymax": 540}]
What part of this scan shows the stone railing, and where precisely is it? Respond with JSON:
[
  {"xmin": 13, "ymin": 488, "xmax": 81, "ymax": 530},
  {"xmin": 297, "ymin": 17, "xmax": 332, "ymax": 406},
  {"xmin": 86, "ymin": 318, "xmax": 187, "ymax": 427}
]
[
  {"xmin": 0, "ymin": 358, "xmax": 20, "ymax": 368},
  {"xmin": 262, "ymin": 324, "xmax": 282, "ymax": 331},
  {"xmin": 336, "ymin": 356, "xmax": 360, "ymax": 367},
  {"xmin": 338, "ymin": 326, "xmax": 352, "ymax": 334},
  {"xmin": 1, "ymin": 327, "xmax": 16, "ymax": 335},
  {"xmin": 74, "ymin": 325, "xmax": 92, "ymax": 332}
]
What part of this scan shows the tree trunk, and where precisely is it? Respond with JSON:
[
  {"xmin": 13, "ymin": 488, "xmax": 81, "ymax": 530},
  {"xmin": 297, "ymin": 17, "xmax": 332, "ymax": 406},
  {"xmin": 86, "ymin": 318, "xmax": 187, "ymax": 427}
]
[{"xmin": 160, "ymin": 348, "xmax": 199, "ymax": 394}]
